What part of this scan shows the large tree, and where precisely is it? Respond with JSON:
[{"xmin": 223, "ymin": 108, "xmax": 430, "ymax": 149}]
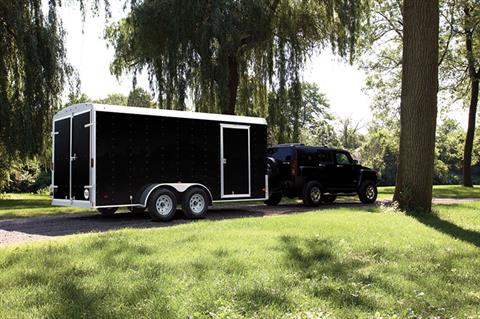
[
  {"xmin": 393, "ymin": 0, "xmax": 439, "ymax": 212},
  {"xmin": 106, "ymin": 0, "xmax": 369, "ymax": 115},
  {"xmin": 0, "ymin": 0, "xmax": 70, "ymax": 159}
]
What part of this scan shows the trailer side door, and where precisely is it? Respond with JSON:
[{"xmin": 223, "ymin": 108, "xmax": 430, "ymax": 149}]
[{"xmin": 221, "ymin": 124, "xmax": 251, "ymax": 198}]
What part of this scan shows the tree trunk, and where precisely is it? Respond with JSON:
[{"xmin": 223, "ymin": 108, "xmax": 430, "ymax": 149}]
[
  {"xmin": 226, "ymin": 55, "xmax": 239, "ymax": 115},
  {"xmin": 462, "ymin": 8, "xmax": 480, "ymax": 188},
  {"xmin": 393, "ymin": 0, "xmax": 439, "ymax": 212},
  {"xmin": 463, "ymin": 78, "xmax": 479, "ymax": 187}
]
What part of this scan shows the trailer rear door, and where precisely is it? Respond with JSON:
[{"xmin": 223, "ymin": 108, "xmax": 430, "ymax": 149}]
[
  {"xmin": 52, "ymin": 117, "xmax": 70, "ymax": 199},
  {"xmin": 52, "ymin": 111, "xmax": 91, "ymax": 203}
]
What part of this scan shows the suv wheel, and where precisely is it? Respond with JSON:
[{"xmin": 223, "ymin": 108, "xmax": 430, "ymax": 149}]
[
  {"xmin": 322, "ymin": 195, "xmax": 337, "ymax": 204},
  {"xmin": 358, "ymin": 181, "xmax": 377, "ymax": 204},
  {"xmin": 265, "ymin": 192, "xmax": 282, "ymax": 206},
  {"xmin": 148, "ymin": 188, "xmax": 177, "ymax": 221},
  {"xmin": 182, "ymin": 187, "xmax": 209, "ymax": 219},
  {"xmin": 303, "ymin": 181, "xmax": 323, "ymax": 207}
]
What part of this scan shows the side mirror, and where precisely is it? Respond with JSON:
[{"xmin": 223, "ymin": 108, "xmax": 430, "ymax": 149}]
[{"xmin": 353, "ymin": 160, "xmax": 359, "ymax": 165}]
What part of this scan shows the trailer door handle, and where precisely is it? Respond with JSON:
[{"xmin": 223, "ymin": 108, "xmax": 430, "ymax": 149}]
[
  {"xmin": 318, "ymin": 163, "xmax": 326, "ymax": 167},
  {"xmin": 337, "ymin": 164, "xmax": 343, "ymax": 168},
  {"xmin": 223, "ymin": 158, "xmax": 227, "ymax": 164}
]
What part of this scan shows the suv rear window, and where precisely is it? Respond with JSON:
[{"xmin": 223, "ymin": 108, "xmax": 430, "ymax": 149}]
[{"xmin": 268, "ymin": 147, "xmax": 294, "ymax": 161}]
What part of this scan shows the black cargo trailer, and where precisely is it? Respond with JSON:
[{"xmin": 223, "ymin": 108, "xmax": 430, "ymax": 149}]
[{"xmin": 52, "ymin": 104, "xmax": 268, "ymax": 221}]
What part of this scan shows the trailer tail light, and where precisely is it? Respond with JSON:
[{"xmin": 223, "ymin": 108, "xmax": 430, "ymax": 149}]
[{"xmin": 290, "ymin": 159, "xmax": 298, "ymax": 176}]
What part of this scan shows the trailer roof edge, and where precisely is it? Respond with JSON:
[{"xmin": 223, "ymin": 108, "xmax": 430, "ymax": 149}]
[{"xmin": 53, "ymin": 103, "xmax": 267, "ymax": 125}]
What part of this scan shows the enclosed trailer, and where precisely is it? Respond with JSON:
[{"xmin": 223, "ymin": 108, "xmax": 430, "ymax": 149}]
[{"xmin": 52, "ymin": 104, "xmax": 268, "ymax": 221}]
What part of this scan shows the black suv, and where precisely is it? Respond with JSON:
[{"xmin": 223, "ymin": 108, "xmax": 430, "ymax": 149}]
[{"xmin": 266, "ymin": 144, "xmax": 378, "ymax": 206}]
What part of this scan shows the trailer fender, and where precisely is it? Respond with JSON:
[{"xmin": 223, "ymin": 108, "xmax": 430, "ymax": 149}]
[{"xmin": 140, "ymin": 183, "xmax": 213, "ymax": 208}]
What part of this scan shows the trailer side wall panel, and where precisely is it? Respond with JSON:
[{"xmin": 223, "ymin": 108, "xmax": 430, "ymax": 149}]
[{"xmin": 95, "ymin": 111, "xmax": 267, "ymax": 206}]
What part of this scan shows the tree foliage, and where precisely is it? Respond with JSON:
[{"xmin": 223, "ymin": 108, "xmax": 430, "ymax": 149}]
[
  {"xmin": 0, "ymin": 0, "xmax": 71, "ymax": 159},
  {"xmin": 106, "ymin": 0, "xmax": 369, "ymax": 115},
  {"xmin": 127, "ymin": 87, "xmax": 156, "ymax": 108}
]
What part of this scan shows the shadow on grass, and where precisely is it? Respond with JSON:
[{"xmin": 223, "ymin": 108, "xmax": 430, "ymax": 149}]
[
  {"xmin": 279, "ymin": 235, "xmax": 379, "ymax": 312},
  {"xmin": 411, "ymin": 211, "xmax": 480, "ymax": 248}
]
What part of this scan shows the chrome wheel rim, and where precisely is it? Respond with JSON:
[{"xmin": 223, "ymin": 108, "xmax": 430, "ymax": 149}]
[
  {"xmin": 310, "ymin": 186, "xmax": 321, "ymax": 202},
  {"xmin": 366, "ymin": 186, "xmax": 376, "ymax": 200},
  {"xmin": 189, "ymin": 194, "xmax": 205, "ymax": 214},
  {"xmin": 155, "ymin": 195, "xmax": 173, "ymax": 215}
]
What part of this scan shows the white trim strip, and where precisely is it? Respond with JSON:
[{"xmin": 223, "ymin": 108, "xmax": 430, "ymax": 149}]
[
  {"xmin": 265, "ymin": 174, "xmax": 269, "ymax": 200},
  {"xmin": 213, "ymin": 198, "xmax": 266, "ymax": 203},
  {"xmin": 52, "ymin": 199, "xmax": 92, "ymax": 209},
  {"xmin": 95, "ymin": 204, "xmax": 142, "ymax": 209}
]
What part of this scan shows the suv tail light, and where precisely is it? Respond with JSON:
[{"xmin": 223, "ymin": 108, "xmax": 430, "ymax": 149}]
[{"xmin": 290, "ymin": 159, "xmax": 298, "ymax": 176}]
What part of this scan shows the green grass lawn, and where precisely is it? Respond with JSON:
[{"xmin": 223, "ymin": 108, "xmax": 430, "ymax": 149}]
[
  {"xmin": 377, "ymin": 184, "xmax": 480, "ymax": 200},
  {"xmin": 1, "ymin": 202, "xmax": 479, "ymax": 318},
  {"xmin": 0, "ymin": 184, "xmax": 478, "ymax": 220},
  {"xmin": 0, "ymin": 193, "xmax": 90, "ymax": 219}
]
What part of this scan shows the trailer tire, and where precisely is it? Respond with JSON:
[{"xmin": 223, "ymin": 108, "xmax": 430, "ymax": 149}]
[
  {"xmin": 148, "ymin": 188, "xmax": 177, "ymax": 221},
  {"xmin": 182, "ymin": 187, "xmax": 209, "ymax": 219},
  {"xmin": 303, "ymin": 181, "xmax": 323, "ymax": 207},
  {"xmin": 97, "ymin": 207, "xmax": 118, "ymax": 216}
]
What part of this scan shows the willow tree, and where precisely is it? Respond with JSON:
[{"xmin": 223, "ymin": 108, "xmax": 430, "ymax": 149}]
[
  {"xmin": 106, "ymin": 0, "xmax": 369, "ymax": 115},
  {"xmin": 0, "ymin": 1, "xmax": 70, "ymax": 160}
]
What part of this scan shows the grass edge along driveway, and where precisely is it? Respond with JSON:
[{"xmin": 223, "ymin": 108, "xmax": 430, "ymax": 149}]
[{"xmin": 1, "ymin": 185, "xmax": 480, "ymax": 220}]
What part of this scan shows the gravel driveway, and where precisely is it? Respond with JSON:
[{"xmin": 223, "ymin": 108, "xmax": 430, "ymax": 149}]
[
  {"xmin": 0, "ymin": 201, "xmax": 375, "ymax": 246},
  {"xmin": 1, "ymin": 198, "xmax": 477, "ymax": 246}
]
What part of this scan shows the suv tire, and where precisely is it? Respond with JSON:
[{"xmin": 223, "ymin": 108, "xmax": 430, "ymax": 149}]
[
  {"xmin": 358, "ymin": 181, "xmax": 377, "ymax": 204},
  {"xmin": 148, "ymin": 188, "xmax": 177, "ymax": 221},
  {"xmin": 97, "ymin": 207, "xmax": 118, "ymax": 216},
  {"xmin": 265, "ymin": 192, "xmax": 282, "ymax": 206},
  {"xmin": 322, "ymin": 195, "xmax": 337, "ymax": 204},
  {"xmin": 303, "ymin": 181, "xmax": 323, "ymax": 207},
  {"xmin": 182, "ymin": 187, "xmax": 209, "ymax": 219}
]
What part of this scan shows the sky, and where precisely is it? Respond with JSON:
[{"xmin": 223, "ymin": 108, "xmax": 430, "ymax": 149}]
[{"xmin": 59, "ymin": 2, "xmax": 465, "ymax": 130}]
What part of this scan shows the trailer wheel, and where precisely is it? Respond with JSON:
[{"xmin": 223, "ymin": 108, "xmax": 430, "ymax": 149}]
[
  {"xmin": 148, "ymin": 188, "xmax": 177, "ymax": 221},
  {"xmin": 182, "ymin": 187, "xmax": 209, "ymax": 219},
  {"xmin": 97, "ymin": 207, "xmax": 118, "ymax": 216}
]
